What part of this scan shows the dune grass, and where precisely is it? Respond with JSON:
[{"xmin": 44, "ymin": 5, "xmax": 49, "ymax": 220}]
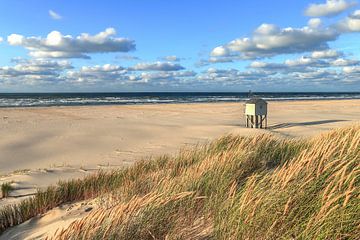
[
  {"xmin": 1, "ymin": 183, "xmax": 14, "ymax": 198},
  {"xmin": 0, "ymin": 125, "xmax": 359, "ymax": 239}
]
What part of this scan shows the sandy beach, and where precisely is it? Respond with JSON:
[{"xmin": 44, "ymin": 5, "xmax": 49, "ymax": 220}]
[
  {"xmin": 1, "ymin": 100, "xmax": 359, "ymax": 173},
  {"xmin": 0, "ymin": 99, "xmax": 359, "ymax": 239}
]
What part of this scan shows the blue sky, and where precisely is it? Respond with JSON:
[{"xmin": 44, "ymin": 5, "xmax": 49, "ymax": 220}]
[{"xmin": 0, "ymin": 0, "xmax": 360, "ymax": 92}]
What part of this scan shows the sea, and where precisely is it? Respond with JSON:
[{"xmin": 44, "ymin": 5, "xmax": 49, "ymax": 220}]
[{"xmin": 0, "ymin": 92, "xmax": 359, "ymax": 108}]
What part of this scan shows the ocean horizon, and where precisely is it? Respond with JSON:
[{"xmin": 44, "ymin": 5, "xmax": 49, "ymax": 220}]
[{"xmin": 0, "ymin": 92, "xmax": 359, "ymax": 107}]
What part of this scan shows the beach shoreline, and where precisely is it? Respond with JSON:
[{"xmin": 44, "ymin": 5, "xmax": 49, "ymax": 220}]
[{"xmin": 1, "ymin": 99, "xmax": 359, "ymax": 173}]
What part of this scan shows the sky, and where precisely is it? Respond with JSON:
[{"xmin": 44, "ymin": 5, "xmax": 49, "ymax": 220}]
[{"xmin": 0, "ymin": 0, "xmax": 360, "ymax": 92}]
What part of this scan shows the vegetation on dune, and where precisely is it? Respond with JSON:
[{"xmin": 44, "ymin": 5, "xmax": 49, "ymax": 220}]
[
  {"xmin": 0, "ymin": 125, "xmax": 359, "ymax": 239},
  {"xmin": 1, "ymin": 183, "xmax": 14, "ymax": 198}
]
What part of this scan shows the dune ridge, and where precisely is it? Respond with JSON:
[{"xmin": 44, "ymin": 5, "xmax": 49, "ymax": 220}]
[{"xmin": 1, "ymin": 125, "xmax": 359, "ymax": 239}]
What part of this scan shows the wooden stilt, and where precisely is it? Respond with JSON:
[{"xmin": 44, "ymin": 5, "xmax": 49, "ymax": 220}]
[
  {"xmin": 245, "ymin": 114, "xmax": 269, "ymax": 129},
  {"xmin": 265, "ymin": 115, "xmax": 267, "ymax": 129}
]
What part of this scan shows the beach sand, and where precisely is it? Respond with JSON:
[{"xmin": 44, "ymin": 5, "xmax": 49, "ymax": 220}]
[{"xmin": 0, "ymin": 100, "xmax": 359, "ymax": 239}]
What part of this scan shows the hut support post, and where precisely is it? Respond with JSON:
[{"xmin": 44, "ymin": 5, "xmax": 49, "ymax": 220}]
[{"xmin": 264, "ymin": 115, "xmax": 267, "ymax": 129}]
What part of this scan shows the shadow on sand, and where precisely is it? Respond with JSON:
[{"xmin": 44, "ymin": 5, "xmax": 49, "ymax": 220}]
[{"xmin": 268, "ymin": 120, "xmax": 348, "ymax": 130}]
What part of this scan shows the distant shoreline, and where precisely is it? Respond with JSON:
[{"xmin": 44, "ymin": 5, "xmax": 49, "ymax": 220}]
[
  {"xmin": 0, "ymin": 98, "xmax": 360, "ymax": 109},
  {"xmin": 0, "ymin": 92, "xmax": 359, "ymax": 108}
]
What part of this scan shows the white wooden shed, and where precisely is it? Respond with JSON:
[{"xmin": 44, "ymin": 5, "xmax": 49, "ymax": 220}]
[{"xmin": 245, "ymin": 98, "xmax": 268, "ymax": 129}]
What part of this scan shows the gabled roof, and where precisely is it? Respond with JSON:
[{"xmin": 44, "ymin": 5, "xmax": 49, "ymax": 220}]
[{"xmin": 245, "ymin": 98, "xmax": 267, "ymax": 104}]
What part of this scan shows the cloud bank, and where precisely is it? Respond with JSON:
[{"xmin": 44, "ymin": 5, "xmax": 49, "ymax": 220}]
[
  {"xmin": 210, "ymin": 23, "xmax": 339, "ymax": 60},
  {"xmin": 129, "ymin": 62, "xmax": 185, "ymax": 71}
]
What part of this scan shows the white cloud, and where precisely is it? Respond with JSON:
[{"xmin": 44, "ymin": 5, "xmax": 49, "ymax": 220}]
[
  {"xmin": 0, "ymin": 37, "xmax": 3, "ymax": 43},
  {"xmin": 285, "ymin": 56, "xmax": 327, "ymax": 67},
  {"xmin": 49, "ymin": 10, "xmax": 62, "ymax": 20},
  {"xmin": 308, "ymin": 18, "xmax": 323, "ymax": 28},
  {"xmin": 7, "ymin": 28, "xmax": 135, "ymax": 59},
  {"xmin": 210, "ymin": 23, "xmax": 339, "ymax": 60},
  {"xmin": 311, "ymin": 49, "xmax": 342, "ymax": 58},
  {"xmin": 305, "ymin": 0, "xmax": 357, "ymax": 17},
  {"xmin": 162, "ymin": 55, "xmax": 182, "ymax": 62},
  {"xmin": 211, "ymin": 46, "xmax": 230, "ymax": 57},
  {"xmin": 343, "ymin": 65, "xmax": 360, "ymax": 73},
  {"xmin": 336, "ymin": 9, "xmax": 360, "ymax": 32},
  {"xmin": 331, "ymin": 58, "xmax": 359, "ymax": 66},
  {"xmin": 129, "ymin": 62, "xmax": 185, "ymax": 71},
  {"xmin": 79, "ymin": 64, "xmax": 125, "ymax": 73}
]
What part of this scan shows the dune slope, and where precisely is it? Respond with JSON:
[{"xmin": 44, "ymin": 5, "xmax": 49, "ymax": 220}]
[{"xmin": 1, "ymin": 125, "xmax": 359, "ymax": 239}]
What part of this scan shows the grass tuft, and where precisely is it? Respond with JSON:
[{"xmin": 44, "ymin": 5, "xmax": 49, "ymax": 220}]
[{"xmin": 1, "ymin": 183, "xmax": 14, "ymax": 198}]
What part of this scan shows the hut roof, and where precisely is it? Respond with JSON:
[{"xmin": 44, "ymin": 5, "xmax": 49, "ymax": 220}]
[{"xmin": 245, "ymin": 98, "xmax": 267, "ymax": 104}]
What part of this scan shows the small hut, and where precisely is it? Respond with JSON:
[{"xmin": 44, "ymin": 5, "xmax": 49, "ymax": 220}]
[{"xmin": 245, "ymin": 98, "xmax": 268, "ymax": 129}]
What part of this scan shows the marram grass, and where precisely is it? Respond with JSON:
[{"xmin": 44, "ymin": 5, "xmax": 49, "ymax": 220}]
[
  {"xmin": 0, "ymin": 125, "xmax": 359, "ymax": 239},
  {"xmin": 1, "ymin": 183, "xmax": 14, "ymax": 198}
]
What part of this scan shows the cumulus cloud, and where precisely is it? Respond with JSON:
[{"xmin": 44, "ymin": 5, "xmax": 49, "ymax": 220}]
[
  {"xmin": 129, "ymin": 62, "xmax": 185, "ymax": 71},
  {"xmin": 305, "ymin": 0, "xmax": 357, "ymax": 17},
  {"xmin": 0, "ymin": 37, "xmax": 3, "ymax": 43},
  {"xmin": 336, "ymin": 9, "xmax": 360, "ymax": 32},
  {"xmin": 311, "ymin": 49, "xmax": 343, "ymax": 58},
  {"xmin": 7, "ymin": 28, "xmax": 135, "ymax": 59},
  {"xmin": 49, "ymin": 10, "xmax": 62, "ymax": 20},
  {"xmin": 210, "ymin": 23, "xmax": 339, "ymax": 60}
]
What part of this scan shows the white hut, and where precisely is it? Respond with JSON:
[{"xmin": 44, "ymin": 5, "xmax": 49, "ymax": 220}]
[{"xmin": 245, "ymin": 98, "xmax": 268, "ymax": 129}]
